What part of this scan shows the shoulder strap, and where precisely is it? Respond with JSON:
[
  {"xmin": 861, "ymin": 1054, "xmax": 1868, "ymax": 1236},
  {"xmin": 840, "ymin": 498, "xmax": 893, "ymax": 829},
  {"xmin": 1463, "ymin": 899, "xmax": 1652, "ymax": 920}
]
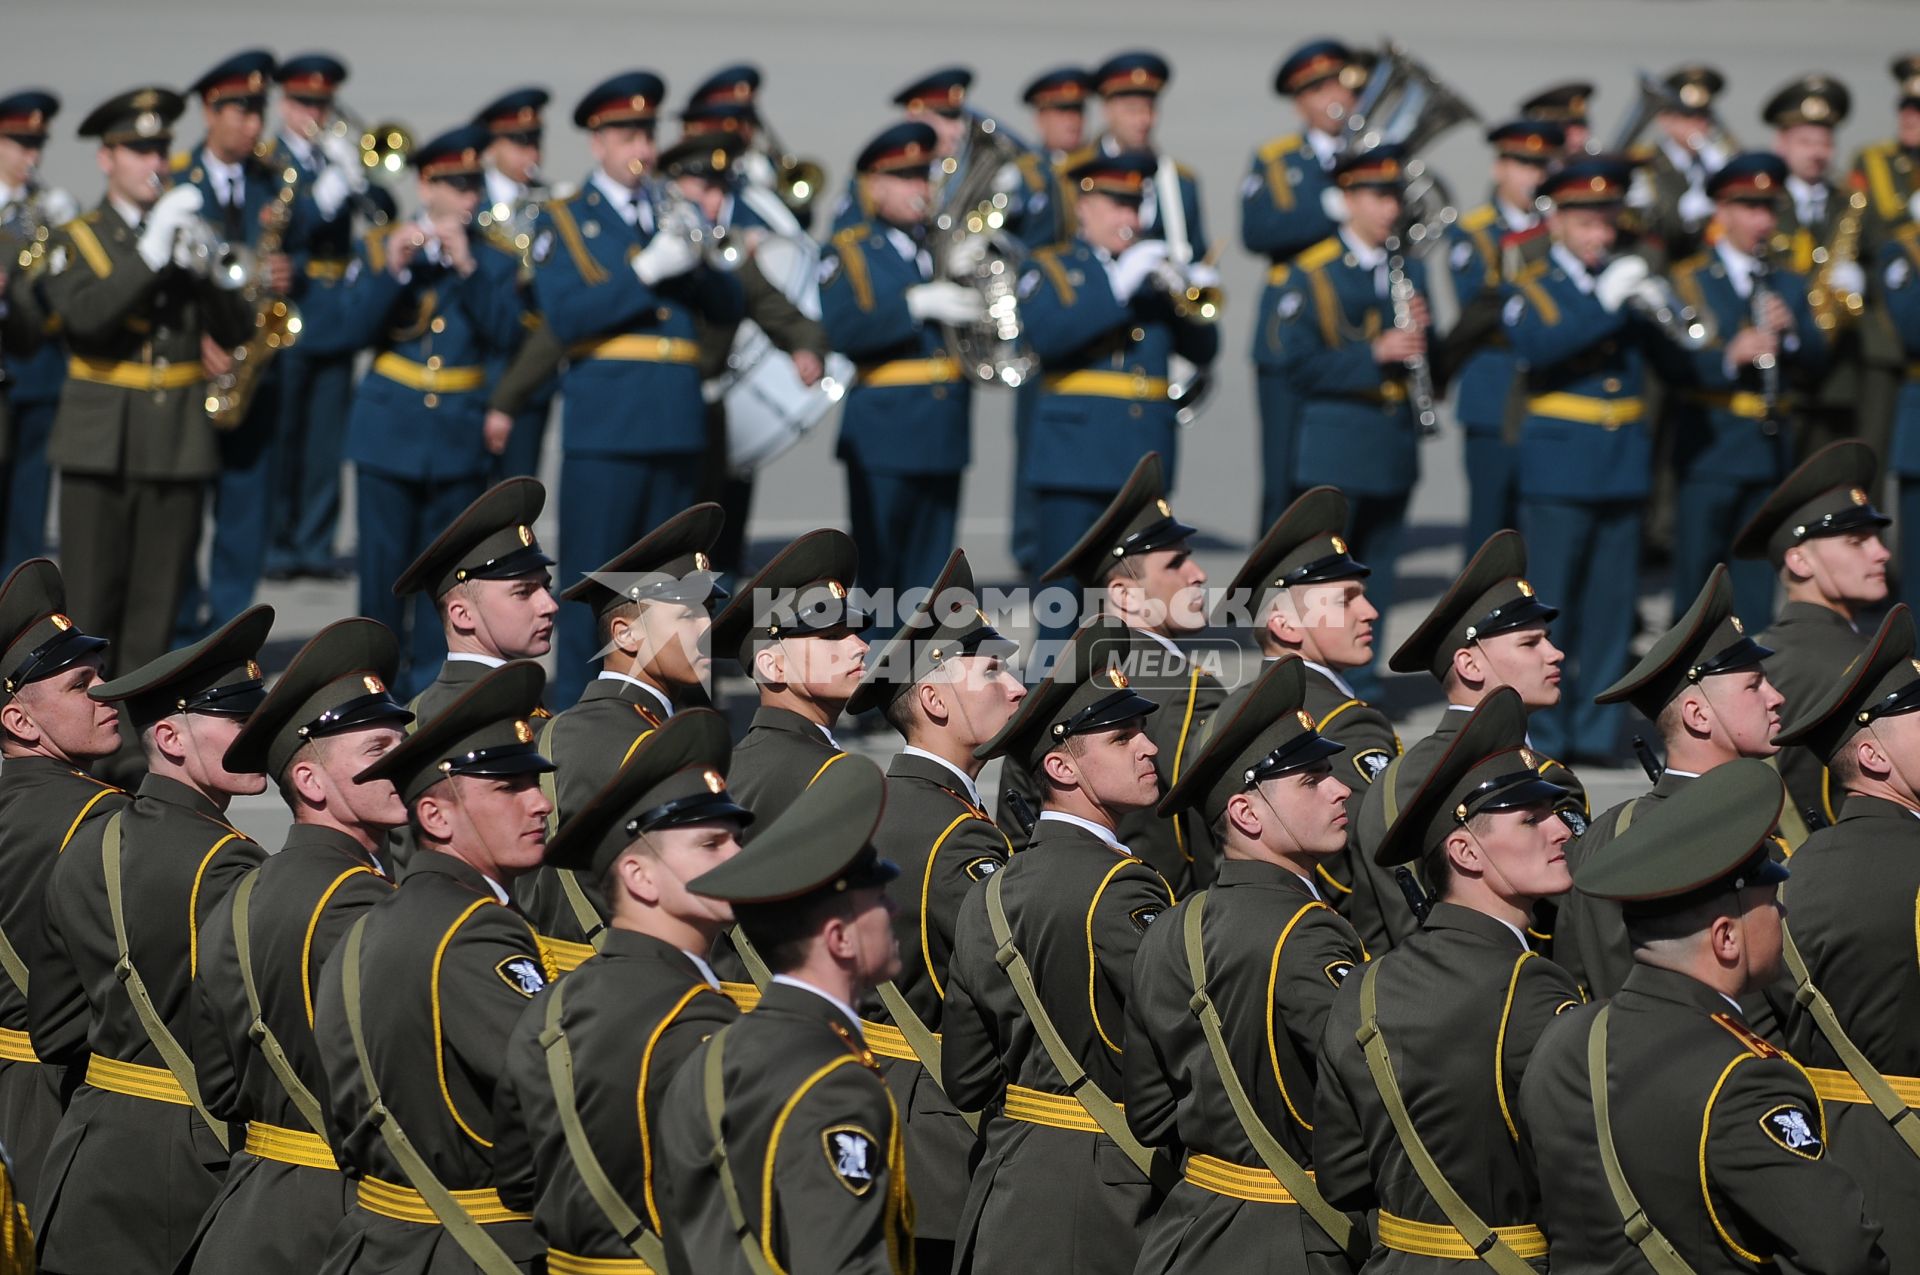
[
  {"xmin": 537, "ymin": 717, "xmax": 562, "ymax": 838},
  {"xmin": 1588, "ymin": 1005, "xmax": 1698, "ymax": 1273},
  {"xmin": 700, "ymin": 1030, "xmax": 783, "ymax": 1275},
  {"xmin": 728, "ymin": 925, "xmax": 774, "ymax": 990},
  {"xmin": 102, "ymin": 813, "xmax": 229, "ymax": 1150},
  {"xmin": 339, "ymin": 916, "xmax": 522, "ymax": 1275},
  {"xmin": 1377, "ymin": 753, "xmax": 1409, "ymax": 828},
  {"xmin": 0, "ymin": 920, "xmax": 27, "ymax": 1001},
  {"xmin": 1168, "ymin": 665, "xmax": 1203, "ymax": 868},
  {"xmin": 1182, "ymin": 893, "xmax": 1361, "ymax": 1256},
  {"xmin": 230, "ymin": 868, "xmax": 327, "ymax": 1135},
  {"xmin": 983, "ymin": 868, "xmax": 1172, "ymax": 1188},
  {"xmin": 873, "ymin": 979, "xmax": 978, "ymax": 1132},
  {"xmin": 1781, "ymin": 921, "xmax": 1920, "ymax": 1156},
  {"xmin": 535, "ymin": 716, "xmax": 607, "ymax": 946},
  {"xmin": 1355, "ymin": 961, "xmax": 1535, "ymax": 1275},
  {"xmin": 537, "ymin": 980, "xmax": 671, "ymax": 1268}
]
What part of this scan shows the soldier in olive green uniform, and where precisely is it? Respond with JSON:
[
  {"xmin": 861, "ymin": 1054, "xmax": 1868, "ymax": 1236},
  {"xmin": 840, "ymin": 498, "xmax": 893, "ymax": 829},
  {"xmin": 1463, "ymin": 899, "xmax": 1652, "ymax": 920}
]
[
  {"xmin": 1128, "ymin": 655, "xmax": 1369, "ymax": 1275},
  {"xmin": 385, "ymin": 479, "xmax": 560, "ymax": 879},
  {"xmin": 943, "ymin": 619, "xmax": 1172, "ymax": 1275},
  {"xmin": 848, "ymin": 547, "xmax": 1022, "ymax": 1272},
  {"xmin": 0, "ymin": 560, "xmax": 124, "ymax": 1222},
  {"xmin": 1733, "ymin": 442, "xmax": 1893, "ymax": 833},
  {"xmin": 1217, "ymin": 487, "xmax": 1401, "ymax": 939},
  {"xmin": 392, "ymin": 478, "xmax": 560, "ymax": 720},
  {"xmin": 1556, "ymin": 565, "xmax": 1783, "ymax": 1003},
  {"xmin": 1519, "ymin": 761, "xmax": 1889, "ymax": 1275},
  {"xmin": 522, "ymin": 503, "xmax": 729, "ymax": 945},
  {"xmin": 494, "ymin": 711, "xmax": 751, "ymax": 1275},
  {"xmin": 1353, "ymin": 531, "xmax": 1584, "ymax": 955},
  {"xmin": 311, "ymin": 661, "xmax": 555, "ymax": 1275},
  {"xmin": 39, "ymin": 89, "xmax": 253, "ymax": 677},
  {"xmin": 1770, "ymin": 605, "xmax": 1920, "ymax": 1270},
  {"xmin": 27, "ymin": 606, "xmax": 273, "ymax": 1275},
  {"xmin": 658, "ymin": 755, "xmax": 914, "ymax": 1274},
  {"xmin": 1314, "ymin": 689, "xmax": 1581, "ymax": 1272},
  {"xmin": 1012, "ymin": 453, "xmax": 1227, "ymax": 893},
  {"xmin": 710, "ymin": 528, "xmax": 867, "ymax": 836},
  {"xmin": 183, "ymin": 620, "xmax": 415, "ymax": 1275}
]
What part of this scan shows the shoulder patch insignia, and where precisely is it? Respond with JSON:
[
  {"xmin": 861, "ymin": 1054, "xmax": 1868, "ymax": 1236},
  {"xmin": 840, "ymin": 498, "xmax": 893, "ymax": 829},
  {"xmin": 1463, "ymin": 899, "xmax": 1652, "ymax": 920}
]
[
  {"xmin": 822, "ymin": 1125, "xmax": 878, "ymax": 1194},
  {"xmin": 1240, "ymin": 172, "xmax": 1263, "ymax": 200},
  {"xmin": 1759, "ymin": 1104, "xmax": 1823, "ymax": 1159},
  {"xmin": 496, "ymin": 955, "xmax": 547, "ymax": 998},
  {"xmin": 1129, "ymin": 903, "xmax": 1164, "ymax": 932},
  {"xmin": 1888, "ymin": 258, "xmax": 1910, "ymax": 290},
  {"xmin": 817, "ymin": 254, "xmax": 841, "ymax": 286},
  {"xmin": 1276, "ymin": 290, "xmax": 1304, "ymax": 320},
  {"xmin": 1502, "ymin": 293, "xmax": 1527, "ymax": 327},
  {"xmin": 1324, "ymin": 959, "xmax": 1356, "ymax": 987},
  {"xmin": 1710, "ymin": 1012, "xmax": 1781, "ymax": 1058},
  {"xmin": 531, "ymin": 228, "xmax": 554, "ymax": 265},
  {"xmin": 1558, "ymin": 808, "xmax": 1589, "ymax": 837},
  {"xmin": 962, "ymin": 856, "xmax": 1002, "ymax": 882},
  {"xmin": 1352, "ymin": 748, "xmax": 1392, "ymax": 783},
  {"xmin": 1450, "ymin": 238, "xmax": 1475, "ymax": 272}
]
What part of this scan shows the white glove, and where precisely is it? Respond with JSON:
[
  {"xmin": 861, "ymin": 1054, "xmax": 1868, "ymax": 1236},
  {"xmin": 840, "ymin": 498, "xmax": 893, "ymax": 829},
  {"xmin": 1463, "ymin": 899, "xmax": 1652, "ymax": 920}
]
[
  {"xmin": 905, "ymin": 280, "xmax": 986, "ymax": 325},
  {"xmin": 1320, "ymin": 185, "xmax": 1349, "ymax": 224},
  {"xmin": 1594, "ymin": 255, "xmax": 1651, "ymax": 313},
  {"xmin": 36, "ymin": 187, "xmax": 77, "ymax": 227},
  {"xmin": 311, "ymin": 165, "xmax": 353, "ymax": 218},
  {"xmin": 1677, "ymin": 186, "xmax": 1717, "ymax": 227},
  {"xmin": 321, "ymin": 126, "xmax": 367, "ymax": 179},
  {"xmin": 137, "ymin": 184, "xmax": 204, "ymax": 272},
  {"xmin": 1109, "ymin": 239, "xmax": 1171, "ymax": 304},
  {"xmin": 1630, "ymin": 278, "xmax": 1675, "ymax": 312},
  {"xmin": 1184, "ymin": 261, "xmax": 1223, "ymax": 289},
  {"xmin": 946, "ymin": 235, "xmax": 989, "ymax": 278},
  {"xmin": 738, "ymin": 149, "xmax": 778, "ymax": 191},
  {"xmin": 1827, "ymin": 261, "xmax": 1867, "ymax": 297},
  {"xmin": 632, "ymin": 230, "xmax": 700, "ymax": 285}
]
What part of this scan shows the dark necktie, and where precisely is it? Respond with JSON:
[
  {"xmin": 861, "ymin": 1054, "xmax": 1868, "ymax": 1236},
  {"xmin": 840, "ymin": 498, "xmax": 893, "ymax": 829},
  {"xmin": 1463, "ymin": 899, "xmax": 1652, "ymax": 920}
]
[{"xmin": 222, "ymin": 176, "xmax": 244, "ymax": 240}]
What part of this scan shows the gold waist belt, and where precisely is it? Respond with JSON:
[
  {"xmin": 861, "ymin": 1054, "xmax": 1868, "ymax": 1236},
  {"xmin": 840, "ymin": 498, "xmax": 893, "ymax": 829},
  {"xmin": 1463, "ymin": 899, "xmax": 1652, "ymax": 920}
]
[
  {"xmin": 243, "ymin": 1121, "xmax": 337, "ymax": 1170},
  {"xmin": 1377, "ymin": 1210, "xmax": 1548, "ymax": 1260},
  {"xmin": 355, "ymin": 1175, "xmax": 529, "ymax": 1225},
  {"xmin": 1001, "ymin": 1083, "xmax": 1111, "ymax": 1133},
  {"xmin": 1184, "ymin": 1153, "xmax": 1304, "ymax": 1203},
  {"xmin": 67, "ymin": 355, "xmax": 202, "ymax": 392},
  {"xmin": 85, "ymin": 1055, "xmax": 188, "ymax": 1104}
]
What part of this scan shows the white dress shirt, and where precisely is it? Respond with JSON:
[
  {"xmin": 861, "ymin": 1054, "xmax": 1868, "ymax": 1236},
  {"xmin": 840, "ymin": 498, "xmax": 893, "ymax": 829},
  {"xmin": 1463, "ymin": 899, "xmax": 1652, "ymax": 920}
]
[
  {"xmin": 597, "ymin": 670, "xmax": 674, "ymax": 720},
  {"xmin": 771, "ymin": 974, "xmax": 866, "ymax": 1039},
  {"xmin": 899, "ymin": 745, "xmax": 984, "ymax": 809},
  {"xmin": 1037, "ymin": 809, "xmax": 1127, "ymax": 854}
]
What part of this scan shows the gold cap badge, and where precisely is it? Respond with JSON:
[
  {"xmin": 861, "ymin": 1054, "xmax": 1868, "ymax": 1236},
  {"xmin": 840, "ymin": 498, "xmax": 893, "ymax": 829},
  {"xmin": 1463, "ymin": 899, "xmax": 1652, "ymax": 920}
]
[
  {"xmin": 1519, "ymin": 747, "xmax": 1538, "ymax": 769},
  {"xmin": 1851, "ymin": 487, "xmax": 1869, "ymax": 506},
  {"xmin": 827, "ymin": 580, "xmax": 847, "ymax": 599},
  {"xmin": 1155, "ymin": 498, "xmax": 1171, "ymax": 517},
  {"xmin": 1297, "ymin": 709, "xmax": 1315, "ymax": 730},
  {"xmin": 1105, "ymin": 667, "xmax": 1130, "ymax": 689},
  {"xmin": 513, "ymin": 719, "xmax": 534, "ymax": 744},
  {"xmin": 694, "ymin": 551, "xmax": 711, "ymax": 571},
  {"xmin": 704, "ymin": 768, "xmax": 726, "ymax": 793},
  {"xmin": 49, "ymin": 613, "xmax": 71, "ymax": 631},
  {"xmin": 1331, "ymin": 534, "xmax": 1348, "ymax": 554},
  {"xmin": 363, "ymin": 674, "xmax": 385, "ymax": 693},
  {"xmin": 1517, "ymin": 579, "xmax": 1535, "ymax": 598},
  {"xmin": 517, "ymin": 524, "xmax": 534, "ymax": 547},
  {"xmin": 1731, "ymin": 615, "xmax": 1745, "ymax": 634},
  {"xmin": 246, "ymin": 659, "xmax": 262, "ymax": 680}
]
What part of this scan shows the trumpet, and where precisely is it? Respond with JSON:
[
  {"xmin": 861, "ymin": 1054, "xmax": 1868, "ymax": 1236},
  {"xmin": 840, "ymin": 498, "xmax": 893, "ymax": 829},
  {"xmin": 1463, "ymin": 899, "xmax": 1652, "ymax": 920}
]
[
  {"xmin": 754, "ymin": 118, "xmax": 825, "ymax": 218},
  {"xmin": 650, "ymin": 174, "xmax": 745, "ymax": 273},
  {"xmin": 1625, "ymin": 273, "xmax": 1711, "ymax": 351},
  {"xmin": 1149, "ymin": 259, "xmax": 1223, "ymax": 324}
]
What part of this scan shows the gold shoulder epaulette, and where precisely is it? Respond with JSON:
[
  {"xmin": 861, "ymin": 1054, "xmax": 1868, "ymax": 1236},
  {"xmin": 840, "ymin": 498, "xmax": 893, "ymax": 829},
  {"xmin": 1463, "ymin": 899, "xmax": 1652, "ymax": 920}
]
[
  {"xmin": 1174, "ymin": 161, "xmax": 1196, "ymax": 180},
  {"xmin": 168, "ymin": 151, "xmax": 191, "ymax": 173},
  {"xmin": 1671, "ymin": 250, "xmax": 1711, "ymax": 279},
  {"xmin": 1295, "ymin": 237, "xmax": 1343, "ymax": 273},
  {"xmin": 1459, "ymin": 204, "xmax": 1498, "ymax": 232},
  {"xmin": 1711, "ymin": 1012, "xmax": 1782, "ymax": 1059},
  {"xmin": 1895, "ymin": 220, "xmax": 1920, "ymax": 250},
  {"xmin": 831, "ymin": 223, "xmax": 873, "ymax": 249},
  {"xmin": 1258, "ymin": 133, "xmax": 1304, "ymax": 163},
  {"xmin": 1514, "ymin": 257, "xmax": 1551, "ymax": 283},
  {"xmin": 1060, "ymin": 143, "xmax": 1099, "ymax": 172}
]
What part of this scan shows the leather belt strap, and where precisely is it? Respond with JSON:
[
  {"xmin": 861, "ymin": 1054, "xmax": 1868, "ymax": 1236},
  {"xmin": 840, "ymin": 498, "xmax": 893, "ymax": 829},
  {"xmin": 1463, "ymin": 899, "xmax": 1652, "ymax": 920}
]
[
  {"xmin": 86, "ymin": 1055, "xmax": 189, "ymax": 1104},
  {"xmin": 356, "ymin": 1177, "xmax": 529, "ymax": 1226},
  {"xmin": 1681, "ymin": 389, "xmax": 1794, "ymax": 420},
  {"xmin": 1588, "ymin": 1005, "xmax": 1697, "ymax": 1272},
  {"xmin": 0, "ymin": 1027, "xmax": 37, "ymax": 1064},
  {"xmin": 1783, "ymin": 919, "xmax": 1920, "ymax": 1157},
  {"xmin": 548, "ymin": 1251, "xmax": 658, "ymax": 1275},
  {"xmin": 855, "ymin": 355, "xmax": 961, "ymax": 387},
  {"xmin": 372, "ymin": 353, "xmax": 487, "ymax": 394},
  {"xmin": 566, "ymin": 335, "xmax": 701, "ymax": 365},
  {"xmin": 1377, "ymin": 1212, "xmax": 1548, "ymax": 1261},
  {"xmin": 1526, "ymin": 392, "xmax": 1647, "ymax": 428},
  {"xmin": 67, "ymin": 355, "xmax": 202, "ymax": 391},
  {"xmin": 1042, "ymin": 370, "xmax": 1172, "ymax": 400},
  {"xmin": 1184, "ymin": 1153, "xmax": 1305, "ymax": 1203},
  {"xmin": 1357, "ymin": 961, "xmax": 1538, "ymax": 1274},
  {"xmin": 244, "ymin": 1121, "xmax": 338, "ymax": 1170}
]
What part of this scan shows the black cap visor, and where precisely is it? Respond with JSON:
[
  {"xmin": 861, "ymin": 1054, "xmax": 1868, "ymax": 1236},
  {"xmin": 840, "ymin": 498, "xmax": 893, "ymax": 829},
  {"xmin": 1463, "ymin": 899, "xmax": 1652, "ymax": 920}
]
[
  {"xmin": 625, "ymin": 790, "xmax": 756, "ymax": 837},
  {"xmin": 1051, "ymin": 688, "xmax": 1158, "ymax": 743},
  {"xmin": 1243, "ymin": 730, "xmax": 1346, "ymax": 786},
  {"xmin": 5, "ymin": 628, "xmax": 109, "ymax": 695}
]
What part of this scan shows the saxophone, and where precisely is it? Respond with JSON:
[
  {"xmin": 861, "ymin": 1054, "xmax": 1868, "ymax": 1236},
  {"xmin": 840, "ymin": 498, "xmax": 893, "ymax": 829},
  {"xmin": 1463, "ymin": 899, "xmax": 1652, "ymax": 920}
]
[
  {"xmin": 206, "ymin": 181, "xmax": 303, "ymax": 428},
  {"xmin": 1806, "ymin": 189, "xmax": 1868, "ymax": 333}
]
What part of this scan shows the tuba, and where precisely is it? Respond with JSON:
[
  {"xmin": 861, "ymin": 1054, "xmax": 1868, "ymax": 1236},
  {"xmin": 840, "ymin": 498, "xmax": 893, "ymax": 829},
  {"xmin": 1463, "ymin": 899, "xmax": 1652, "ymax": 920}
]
[
  {"xmin": 928, "ymin": 112, "xmax": 1033, "ymax": 387},
  {"xmin": 1607, "ymin": 72, "xmax": 1683, "ymax": 156},
  {"xmin": 1342, "ymin": 41, "xmax": 1479, "ymax": 251},
  {"xmin": 754, "ymin": 118, "xmax": 826, "ymax": 220}
]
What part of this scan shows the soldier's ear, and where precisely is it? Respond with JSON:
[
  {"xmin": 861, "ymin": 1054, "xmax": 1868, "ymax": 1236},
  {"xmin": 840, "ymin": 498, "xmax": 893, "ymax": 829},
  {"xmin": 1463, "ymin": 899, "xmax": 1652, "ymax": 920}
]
[
  {"xmin": 1225, "ymin": 790, "xmax": 1262, "ymax": 842},
  {"xmin": 1040, "ymin": 746, "xmax": 1079, "ymax": 792},
  {"xmin": 1853, "ymin": 731, "xmax": 1894, "ymax": 783},
  {"xmin": 1443, "ymin": 825, "xmax": 1481, "ymax": 877},
  {"xmin": 752, "ymin": 642, "xmax": 787, "ymax": 687},
  {"xmin": 0, "ymin": 700, "xmax": 36, "ymax": 747},
  {"xmin": 1450, "ymin": 644, "xmax": 1483, "ymax": 690}
]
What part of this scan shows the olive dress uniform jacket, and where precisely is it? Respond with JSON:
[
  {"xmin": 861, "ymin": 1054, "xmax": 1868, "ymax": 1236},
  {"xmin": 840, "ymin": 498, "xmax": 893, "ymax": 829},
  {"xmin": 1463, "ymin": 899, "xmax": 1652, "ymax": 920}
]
[
  {"xmin": 1351, "ymin": 707, "xmax": 1586, "ymax": 957},
  {"xmin": 530, "ymin": 181, "xmax": 745, "ymax": 461},
  {"xmin": 1756, "ymin": 602, "xmax": 1867, "ymax": 827},
  {"xmin": 515, "ymin": 673, "xmax": 670, "ymax": 945},
  {"xmin": 727, "ymin": 706, "xmax": 848, "ymax": 842},
  {"xmin": 27, "ymin": 775, "xmax": 265, "ymax": 1275},
  {"xmin": 1520, "ymin": 964, "xmax": 1888, "ymax": 1275},
  {"xmin": 495, "ymin": 930, "xmax": 738, "ymax": 1272},
  {"xmin": 1851, "ymin": 139, "xmax": 1920, "ymax": 254},
  {"xmin": 0, "ymin": 757, "xmax": 123, "ymax": 1222},
  {"xmin": 1554, "ymin": 769, "xmax": 1694, "ymax": 1001},
  {"xmin": 941, "ymin": 814, "xmax": 1174, "ymax": 1275},
  {"xmin": 818, "ymin": 220, "xmax": 973, "ymax": 479},
  {"xmin": 1241, "ymin": 132, "xmax": 1341, "ymax": 376},
  {"xmin": 183, "ymin": 824, "xmax": 395, "ymax": 1275},
  {"xmin": 40, "ymin": 200, "xmax": 254, "ymax": 481},
  {"xmin": 311, "ymin": 851, "xmax": 551, "ymax": 1275},
  {"xmin": 657, "ymin": 980, "xmax": 912, "ymax": 1275},
  {"xmin": 1314, "ymin": 903, "xmax": 1581, "ymax": 1273},
  {"xmin": 864, "ymin": 750, "xmax": 1012, "ymax": 1241},
  {"xmin": 1125, "ymin": 860, "xmax": 1367, "ymax": 1275},
  {"xmin": 1782, "ymin": 795, "xmax": 1920, "ymax": 1271},
  {"xmin": 1292, "ymin": 662, "xmax": 1402, "ymax": 945},
  {"xmin": 1019, "ymin": 235, "xmax": 1219, "ymax": 495},
  {"xmin": 1879, "ymin": 225, "xmax": 1920, "ymax": 484}
]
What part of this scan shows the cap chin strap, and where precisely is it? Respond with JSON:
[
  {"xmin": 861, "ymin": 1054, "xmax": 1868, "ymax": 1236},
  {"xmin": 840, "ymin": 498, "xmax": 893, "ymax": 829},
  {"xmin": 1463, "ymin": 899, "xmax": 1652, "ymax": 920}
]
[
  {"xmin": 1865, "ymin": 724, "xmax": 1920, "ymax": 812},
  {"xmin": 1254, "ymin": 781, "xmax": 1315, "ymax": 863},
  {"xmin": 448, "ymin": 776, "xmax": 514, "ymax": 887}
]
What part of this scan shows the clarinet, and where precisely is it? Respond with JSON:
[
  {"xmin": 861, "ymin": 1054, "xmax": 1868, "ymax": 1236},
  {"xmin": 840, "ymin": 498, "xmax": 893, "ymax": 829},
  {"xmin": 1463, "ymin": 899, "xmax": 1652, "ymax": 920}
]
[
  {"xmin": 1385, "ymin": 234, "xmax": 1439, "ymax": 437},
  {"xmin": 1752, "ymin": 254, "xmax": 1781, "ymax": 438}
]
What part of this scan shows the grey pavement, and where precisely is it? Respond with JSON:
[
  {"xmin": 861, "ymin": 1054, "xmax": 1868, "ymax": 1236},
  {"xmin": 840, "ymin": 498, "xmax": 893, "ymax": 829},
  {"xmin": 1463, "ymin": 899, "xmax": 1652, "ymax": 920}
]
[{"xmin": 17, "ymin": 0, "xmax": 1910, "ymax": 843}]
